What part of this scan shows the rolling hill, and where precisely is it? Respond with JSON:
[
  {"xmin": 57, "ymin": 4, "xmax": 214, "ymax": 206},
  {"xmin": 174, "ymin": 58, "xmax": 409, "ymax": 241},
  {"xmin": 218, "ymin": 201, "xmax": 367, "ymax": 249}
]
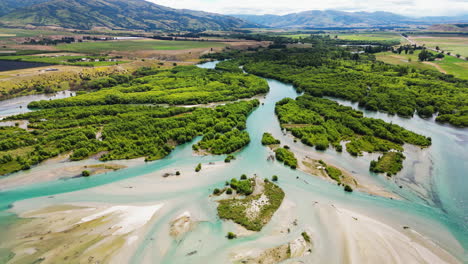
[
  {"xmin": 0, "ymin": 0, "xmax": 257, "ymax": 31},
  {"xmin": 234, "ymin": 10, "xmax": 468, "ymax": 28}
]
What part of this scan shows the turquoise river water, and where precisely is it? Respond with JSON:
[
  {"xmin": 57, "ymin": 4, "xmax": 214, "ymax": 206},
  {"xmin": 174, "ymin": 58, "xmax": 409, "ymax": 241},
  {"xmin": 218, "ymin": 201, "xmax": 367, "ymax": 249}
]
[{"xmin": 0, "ymin": 61, "xmax": 466, "ymax": 263}]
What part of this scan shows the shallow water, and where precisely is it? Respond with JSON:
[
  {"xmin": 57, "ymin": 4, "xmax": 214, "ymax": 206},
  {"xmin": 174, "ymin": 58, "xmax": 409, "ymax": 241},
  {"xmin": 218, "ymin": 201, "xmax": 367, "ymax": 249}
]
[
  {"xmin": 0, "ymin": 60, "xmax": 52, "ymax": 72},
  {"xmin": 0, "ymin": 61, "xmax": 467, "ymax": 263},
  {"xmin": 0, "ymin": 90, "xmax": 75, "ymax": 119}
]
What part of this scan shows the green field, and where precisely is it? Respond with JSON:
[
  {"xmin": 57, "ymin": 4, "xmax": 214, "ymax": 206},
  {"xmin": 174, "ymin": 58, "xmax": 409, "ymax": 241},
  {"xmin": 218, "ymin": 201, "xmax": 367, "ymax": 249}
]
[
  {"xmin": 0, "ymin": 55, "xmax": 127, "ymax": 67},
  {"xmin": 56, "ymin": 39, "xmax": 226, "ymax": 54},
  {"xmin": 376, "ymin": 50, "xmax": 468, "ymax": 79},
  {"xmin": 278, "ymin": 34, "xmax": 312, "ymax": 39},
  {"xmin": 0, "ymin": 28, "xmax": 75, "ymax": 40},
  {"xmin": 337, "ymin": 32, "xmax": 406, "ymax": 43},
  {"xmin": 410, "ymin": 36, "xmax": 468, "ymax": 57}
]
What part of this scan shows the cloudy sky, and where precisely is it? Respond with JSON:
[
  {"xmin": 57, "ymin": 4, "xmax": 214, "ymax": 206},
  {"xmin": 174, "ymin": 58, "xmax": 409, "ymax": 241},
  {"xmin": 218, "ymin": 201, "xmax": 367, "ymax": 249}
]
[{"xmin": 151, "ymin": 0, "xmax": 468, "ymax": 17}]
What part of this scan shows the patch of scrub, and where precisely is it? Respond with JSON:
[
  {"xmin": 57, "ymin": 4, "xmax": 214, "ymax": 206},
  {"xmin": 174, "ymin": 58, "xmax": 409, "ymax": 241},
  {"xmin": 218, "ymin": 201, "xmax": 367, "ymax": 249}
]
[{"xmin": 216, "ymin": 177, "xmax": 285, "ymax": 231}]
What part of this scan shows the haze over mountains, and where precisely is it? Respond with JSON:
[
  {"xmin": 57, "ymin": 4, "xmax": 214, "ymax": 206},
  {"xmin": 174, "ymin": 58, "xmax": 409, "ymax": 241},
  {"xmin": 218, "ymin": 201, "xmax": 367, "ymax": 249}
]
[
  {"xmin": 0, "ymin": 0, "xmax": 256, "ymax": 31},
  {"xmin": 0, "ymin": 0, "xmax": 467, "ymax": 31},
  {"xmin": 234, "ymin": 11, "xmax": 468, "ymax": 28}
]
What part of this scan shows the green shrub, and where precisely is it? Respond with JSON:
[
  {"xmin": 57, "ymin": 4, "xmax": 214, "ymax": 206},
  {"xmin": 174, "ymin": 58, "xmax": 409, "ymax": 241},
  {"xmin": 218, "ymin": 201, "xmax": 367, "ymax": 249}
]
[
  {"xmin": 195, "ymin": 163, "xmax": 202, "ymax": 172},
  {"xmin": 227, "ymin": 232, "xmax": 237, "ymax": 239},
  {"xmin": 275, "ymin": 148, "xmax": 297, "ymax": 169},
  {"xmin": 82, "ymin": 170, "xmax": 91, "ymax": 177},
  {"xmin": 261, "ymin": 132, "xmax": 280, "ymax": 145},
  {"xmin": 344, "ymin": 185, "xmax": 353, "ymax": 192}
]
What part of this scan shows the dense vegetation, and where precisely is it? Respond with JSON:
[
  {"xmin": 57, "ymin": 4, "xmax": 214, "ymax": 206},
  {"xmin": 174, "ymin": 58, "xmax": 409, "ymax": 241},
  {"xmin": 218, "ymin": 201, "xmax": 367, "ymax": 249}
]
[
  {"xmin": 192, "ymin": 100, "xmax": 259, "ymax": 154},
  {"xmin": 206, "ymin": 44, "xmax": 468, "ymax": 127},
  {"xmin": 217, "ymin": 177, "xmax": 285, "ymax": 231},
  {"xmin": 275, "ymin": 95, "xmax": 431, "ymax": 156},
  {"xmin": 28, "ymin": 66, "xmax": 268, "ymax": 108},
  {"xmin": 261, "ymin": 132, "xmax": 280, "ymax": 145},
  {"xmin": 1, "ymin": 100, "xmax": 258, "ymax": 176},
  {"xmin": 370, "ymin": 151, "xmax": 406, "ymax": 176},
  {"xmin": 274, "ymin": 147, "xmax": 297, "ymax": 169},
  {"xmin": 215, "ymin": 60, "xmax": 243, "ymax": 73}
]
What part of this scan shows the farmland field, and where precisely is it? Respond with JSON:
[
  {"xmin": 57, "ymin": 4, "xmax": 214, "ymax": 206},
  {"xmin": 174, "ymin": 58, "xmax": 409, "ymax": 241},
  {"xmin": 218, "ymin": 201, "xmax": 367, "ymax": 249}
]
[
  {"xmin": 337, "ymin": 32, "xmax": 406, "ymax": 43},
  {"xmin": 0, "ymin": 55, "xmax": 127, "ymax": 67},
  {"xmin": 376, "ymin": 50, "xmax": 468, "ymax": 79},
  {"xmin": 409, "ymin": 36, "xmax": 468, "ymax": 57},
  {"xmin": 56, "ymin": 39, "xmax": 227, "ymax": 54}
]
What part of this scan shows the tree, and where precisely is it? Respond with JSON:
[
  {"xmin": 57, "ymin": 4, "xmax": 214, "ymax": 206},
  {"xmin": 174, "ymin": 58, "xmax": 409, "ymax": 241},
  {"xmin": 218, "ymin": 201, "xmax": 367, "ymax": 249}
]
[
  {"xmin": 195, "ymin": 163, "xmax": 202, "ymax": 172},
  {"xmin": 82, "ymin": 170, "xmax": 91, "ymax": 177},
  {"xmin": 272, "ymin": 175, "xmax": 279, "ymax": 182},
  {"xmin": 227, "ymin": 232, "xmax": 237, "ymax": 239}
]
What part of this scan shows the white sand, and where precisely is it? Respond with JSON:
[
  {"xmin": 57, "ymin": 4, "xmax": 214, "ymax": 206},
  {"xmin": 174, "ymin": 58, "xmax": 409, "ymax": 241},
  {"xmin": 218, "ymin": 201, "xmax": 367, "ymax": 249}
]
[
  {"xmin": 79, "ymin": 204, "xmax": 163, "ymax": 235},
  {"xmin": 318, "ymin": 205, "xmax": 460, "ymax": 264}
]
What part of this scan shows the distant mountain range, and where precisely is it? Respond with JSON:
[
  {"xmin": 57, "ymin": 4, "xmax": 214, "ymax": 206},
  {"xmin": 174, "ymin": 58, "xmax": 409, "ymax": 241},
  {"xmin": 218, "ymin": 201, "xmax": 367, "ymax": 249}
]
[
  {"xmin": 0, "ymin": 0, "xmax": 256, "ymax": 31},
  {"xmin": 1, "ymin": 1, "xmax": 467, "ymax": 32},
  {"xmin": 233, "ymin": 10, "xmax": 468, "ymax": 28}
]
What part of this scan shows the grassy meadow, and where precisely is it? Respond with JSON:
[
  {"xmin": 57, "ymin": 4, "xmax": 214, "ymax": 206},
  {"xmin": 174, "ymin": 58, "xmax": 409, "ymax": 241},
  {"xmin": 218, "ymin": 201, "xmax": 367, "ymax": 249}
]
[
  {"xmin": 337, "ymin": 32, "xmax": 406, "ymax": 43},
  {"xmin": 376, "ymin": 50, "xmax": 468, "ymax": 79},
  {"xmin": 56, "ymin": 39, "xmax": 227, "ymax": 54},
  {"xmin": 0, "ymin": 55, "xmax": 127, "ymax": 67},
  {"xmin": 409, "ymin": 36, "xmax": 468, "ymax": 57}
]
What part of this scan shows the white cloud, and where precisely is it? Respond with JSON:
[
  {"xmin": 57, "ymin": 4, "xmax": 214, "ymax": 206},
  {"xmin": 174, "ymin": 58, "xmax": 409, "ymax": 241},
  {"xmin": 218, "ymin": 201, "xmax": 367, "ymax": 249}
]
[{"xmin": 149, "ymin": 0, "xmax": 468, "ymax": 17}]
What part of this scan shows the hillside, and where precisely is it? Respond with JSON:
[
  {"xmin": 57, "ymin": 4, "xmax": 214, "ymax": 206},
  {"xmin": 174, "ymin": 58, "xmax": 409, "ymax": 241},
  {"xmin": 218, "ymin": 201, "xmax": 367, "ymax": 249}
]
[
  {"xmin": 0, "ymin": 0, "xmax": 50, "ymax": 16},
  {"xmin": 234, "ymin": 10, "xmax": 468, "ymax": 28},
  {"xmin": 0, "ymin": 0, "xmax": 256, "ymax": 31}
]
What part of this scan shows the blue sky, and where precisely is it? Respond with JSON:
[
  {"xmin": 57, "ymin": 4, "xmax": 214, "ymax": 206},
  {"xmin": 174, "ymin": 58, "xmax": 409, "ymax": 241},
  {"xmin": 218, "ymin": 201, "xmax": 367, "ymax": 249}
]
[{"xmin": 151, "ymin": 0, "xmax": 468, "ymax": 17}]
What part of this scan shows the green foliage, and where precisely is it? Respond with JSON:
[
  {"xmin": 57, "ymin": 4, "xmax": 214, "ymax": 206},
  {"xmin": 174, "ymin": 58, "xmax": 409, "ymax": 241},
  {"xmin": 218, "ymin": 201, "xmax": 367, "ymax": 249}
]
[
  {"xmin": 195, "ymin": 163, "xmax": 202, "ymax": 172},
  {"xmin": 275, "ymin": 95, "xmax": 431, "ymax": 157},
  {"xmin": 272, "ymin": 175, "xmax": 278, "ymax": 182},
  {"xmin": 225, "ymin": 154, "xmax": 236, "ymax": 163},
  {"xmin": 226, "ymin": 188, "xmax": 233, "ymax": 195},
  {"xmin": 217, "ymin": 180, "xmax": 285, "ymax": 231},
  {"xmin": 301, "ymin": 232, "xmax": 311, "ymax": 243},
  {"xmin": 275, "ymin": 147, "xmax": 297, "ymax": 169},
  {"xmin": 213, "ymin": 188, "xmax": 221, "ymax": 195},
  {"xmin": 215, "ymin": 60, "xmax": 243, "ymax": 73},
  {"xmin": 370, "ymin": 151, "xmax": 406, "ymax": 176},
  {"xmin": 28, "ymin": 66, "xmax": 268, "ymax": 109},
  {"xmin": 344, "ymin": 185, "xmax": 353, "ymax": 192},
  {"xmin": 1, "ymin": 100, "xmax": 258, "ymax": 176},
  {"xmin": 226, "ymin": 232, "xmax": 237, "ymax": 239},
  {"xmin": 81, "ymin": 170, "xmax": 91, "ymax": 177},
  {"xmin": 325, "ymin": 166, "xmax": 342, "ymax": 183},
  {"xmin": 218, "ymin": 46, "xmax": 468, "ymax": 127},
  {"xmin": 261, "ymin": 132, "xmax": 280, "ymax": 145},
  {"xmin": 229, "ymin": 177, "xmax": 253, "ymax": 195}
]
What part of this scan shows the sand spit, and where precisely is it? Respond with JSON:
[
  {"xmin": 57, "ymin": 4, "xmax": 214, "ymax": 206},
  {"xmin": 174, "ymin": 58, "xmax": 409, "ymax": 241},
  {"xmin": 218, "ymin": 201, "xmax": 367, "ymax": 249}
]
[
  {"xmin": 1, "ymin": 203, "xmax": 163, "ymax": 264},
  {"xmin": 298, "ymin": 155, "xmax": 400, "ymax": 200},
  {"xmin": 314, "ymin": 205, "xmax": 460, "ymax": 264},
  {"xmin": 170, "ymin": 211, "xmax": 196, "ymax": 238},
  {"xmin": 232, "ymin": 232, "xmax": 313, "ymax": 264}
]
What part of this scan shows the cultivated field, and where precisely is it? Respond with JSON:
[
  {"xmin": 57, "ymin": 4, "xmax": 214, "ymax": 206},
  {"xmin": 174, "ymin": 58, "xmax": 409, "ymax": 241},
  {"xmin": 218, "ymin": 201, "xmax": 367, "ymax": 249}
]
[
  {"xmin": 409, "ymin": 35, "xmax": 468, "ymax": 57},
  {"xmin": 56, "ymin": 39, "xmax": 227, "ymax": 53},
  {"xmin": 337, "ymin": 32, "xmax": 406, "ymax": 43},
  {"xmin": 376, "ymin": 50, "xmax": 468, "ymax": 79}
]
